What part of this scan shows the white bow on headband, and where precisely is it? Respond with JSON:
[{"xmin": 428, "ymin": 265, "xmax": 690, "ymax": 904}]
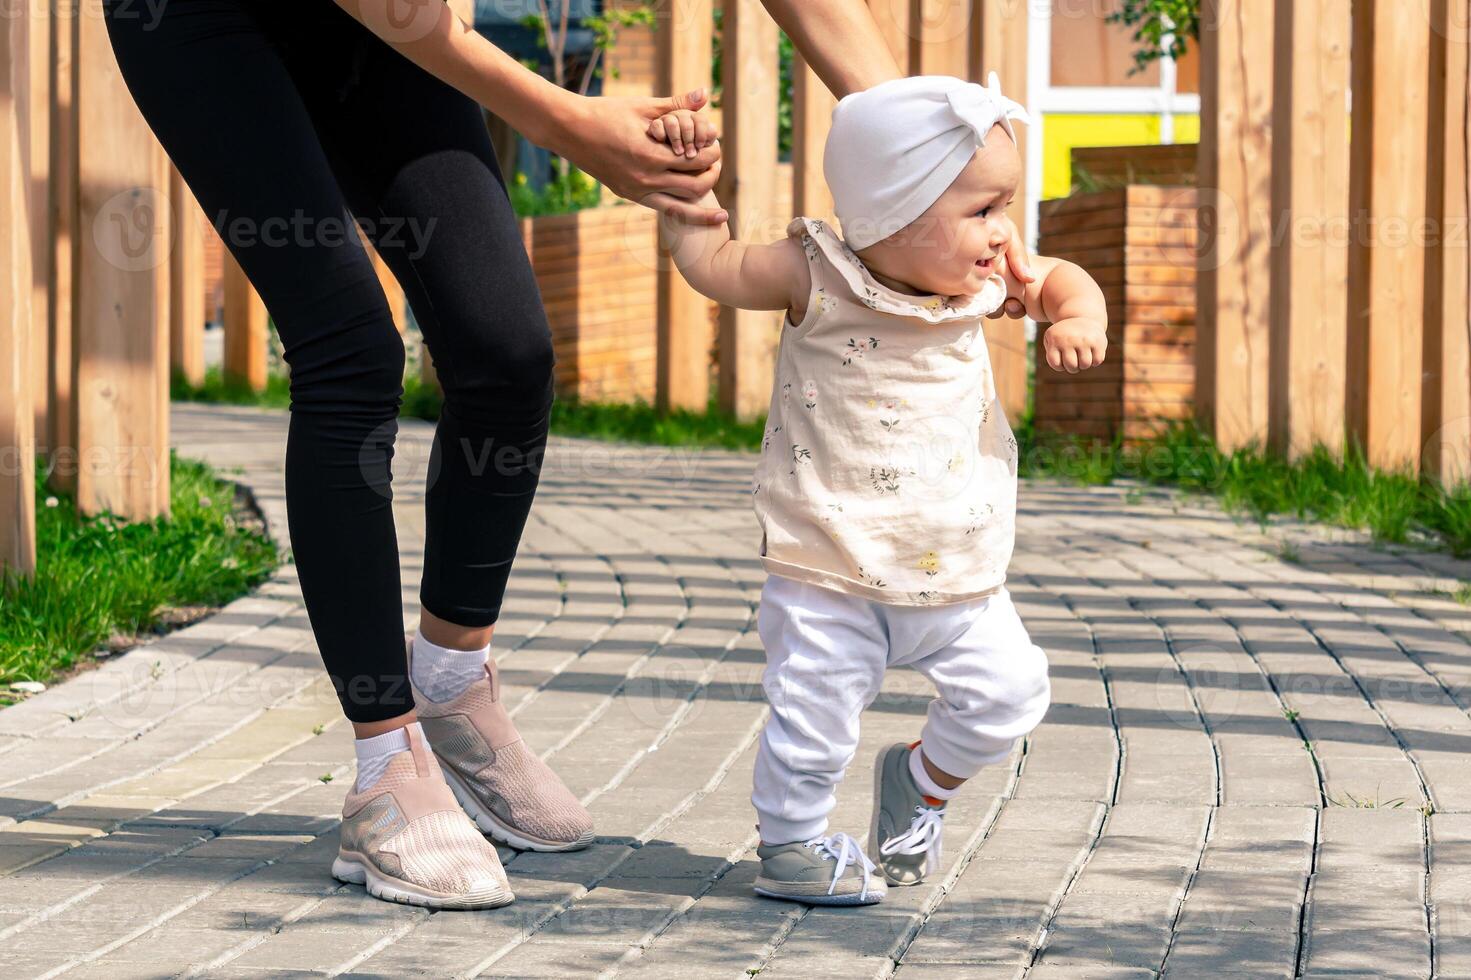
[{"xmin": 945, "ymin": 72, "xmax": 1033, "ymax": 147}]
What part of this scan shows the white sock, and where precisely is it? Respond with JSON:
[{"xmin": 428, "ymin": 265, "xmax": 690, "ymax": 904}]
[
  {"xmin": 909, "ymin": 743, "xmax": 961, "ymax": 802},
  {"xmin": 410, "ymin": 627, "xmax": 490, "ymax": 703},
  {"xmin": 353, "ymin": 722, "xmax": 422, "ymax": 793}
]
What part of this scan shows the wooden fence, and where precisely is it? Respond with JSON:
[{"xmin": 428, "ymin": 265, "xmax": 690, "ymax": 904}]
[
  {"xmin": 4, "ymin": 0, "xmax": 1470, "ymax": 582},
  {"xmin": 1197, "ymin": 0, "xmax": 1470, "ymax": 482}
]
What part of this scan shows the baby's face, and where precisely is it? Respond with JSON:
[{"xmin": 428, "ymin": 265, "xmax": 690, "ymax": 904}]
[{"xmin": 858, "ymin": 124, "xmax": 1022, "ymax": 297}]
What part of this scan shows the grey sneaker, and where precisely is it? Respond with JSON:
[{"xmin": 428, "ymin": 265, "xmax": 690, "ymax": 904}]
[
  {"xmin": 753, "ymin": 831, "xmax": 887, "ymax": 906},
  {"xmin": 870, "ymin": 742, "xmax": 946, "ymax": 885}
]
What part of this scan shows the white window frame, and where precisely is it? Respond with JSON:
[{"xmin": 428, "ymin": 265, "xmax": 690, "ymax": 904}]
[{"xmin": 1023, "ymin": 3, "xmax": 1200, "ymax": 251}]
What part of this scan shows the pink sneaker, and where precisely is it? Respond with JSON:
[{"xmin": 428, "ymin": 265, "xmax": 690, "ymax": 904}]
[
  {"xmin": 333, "ymin": 723, "xmax": 513, "ymax": 909},
  {"xmin": 407, "ymin": 633, "xmax": 595, "ymax": 852}
]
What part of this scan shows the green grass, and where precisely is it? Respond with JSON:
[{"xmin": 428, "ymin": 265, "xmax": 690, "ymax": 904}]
[
  {"xmin": 0, "ymin": 451, "xmax": 281, "ymax": 699},
  {"xmin": 172, "ymin": 364, "xmax": 291, "ymax": 410},
  {"xmin": 1012, "ymin": 414, "xmax": 1471, "ymax": 558}
]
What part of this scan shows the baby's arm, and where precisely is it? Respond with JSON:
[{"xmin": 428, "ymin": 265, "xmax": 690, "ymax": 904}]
[
  {"xmin": 658, "ymin": 189, "xmax": 810, "ymax": 315},
  {"xmin": 1003, "ymin": 255, "xmax": 1108, "ymax": 374}
]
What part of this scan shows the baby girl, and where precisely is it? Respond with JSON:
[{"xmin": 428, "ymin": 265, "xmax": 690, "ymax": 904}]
[{"xmin": 652, "ymin": 74, "xmax": 1107, "ymax": 905}]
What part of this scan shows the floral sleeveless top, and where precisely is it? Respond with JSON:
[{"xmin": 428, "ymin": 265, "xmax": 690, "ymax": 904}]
[{"xmin": 752, "ymin": 216, "xmax": 1020, "ymax": 606}]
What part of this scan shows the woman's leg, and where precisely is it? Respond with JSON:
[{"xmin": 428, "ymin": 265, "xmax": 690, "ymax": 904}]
[
  {"xmin": 271, "ymin": 1, "xmax": 555, "ymax": 644},
  {"xmin": 258, "ymin": 3, "xmax": 593, "ymax": 853},
  {"xmin": 102, "ymin": 0, "xmax": 417, "ymax": 725},
  {"xmin": 103, "ymin": 0, "xmax": 520, "ymax": 909}
]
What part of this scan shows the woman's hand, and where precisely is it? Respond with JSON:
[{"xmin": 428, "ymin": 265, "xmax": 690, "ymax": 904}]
[{"xmin": 550, "ymin": 88, "xmax": 727, "ymax": 225}]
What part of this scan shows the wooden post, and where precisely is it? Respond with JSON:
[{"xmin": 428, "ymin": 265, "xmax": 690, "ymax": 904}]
[
  {"xmin": 655, "ymin": 0, "xmax": 715, "ymax": 412},
  {"xmin": 222, "ymin": 251, "xmax": 268, "ymax": 392},
  {"xmin": 28, "ymin": 0, "xmax": 49, "ymax": 457},
  {"xmin": 715, "ymin": 0, "xmax": 780, "ymax": 421},
  {"xmin": 48, "ymin": 0, "xmax": 78, "ymax": 491},
  {"xmin": 1346, "ymin": 0, "xmax": 1432, "ymax": 470},
  {"xmin": 74, "ymin": 0, "xmax": 171, "ymax": 521},
  {"xmin": 170, "ymin": 166, "xmax": 206, "ymax": 388},
  {"xmin": 911, "ymin": 0, "xmax": 969, "ymax": 76},
  {"xmin": 1424, "ymin": 0, "xmax": 1471, "ymax": 485},
  {"xmin": 1267, "ymin": 0, "xmax": 1350, "ymax": 459},
  {"xmin": 868, "ymin": 0, "xmax": 913, "ymax": 73},
  {"xmin": 791, "ymin": 52, "xmax": 835, "ymax": 223},
  {"xmin": 2, "ymin": 4, "xmax": 36, "ymax": 576},
  {"xmin": 973, "ymin": 0, "xmax": 1030, "ymax": 421},
  {"xmin": 364, "ymin": 235, "xmax": 407, "ymax": 334},
  {"xmin": 1196, "ymin": 0, "xmax": 1274, "ymax": 453}
]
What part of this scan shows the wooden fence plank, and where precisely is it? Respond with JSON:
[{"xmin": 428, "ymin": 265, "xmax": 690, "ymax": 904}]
[
  {"xmin": 912, "ymin": 0, "xmax": 969, "ymax": 75},
  {"xmin": 75, "ymin": 0, "xmax": 170, "ymax": 521},
  {"xmin": 1268, "ymin": 0, "xmax": 1350, "ymax": 459},
  {"xmin": 868, "ymin": 0, "xmax": 913, "ymax": 73},
  {"xmin": 2, "ymin": 4, "xmax": 36, "ymax": 575},
  {"xmin": 973, "ymin": 0, "xmax": 1030, "ymax": 421},
  {"xmin": 169, "ymin": 165, "xmax": 205, "ymax": 388},
  {"xmin": 655, "ymin": 0, "xmax": 715, "ymax": 412},
  {"xmin": 1424, "ymin": 0, "xmax": 1471, "ymax": 485},
  {"xmin": 1197, "ymin": 0, "xmax": 1274, "ymax": 452},
  {"xmin": 716, "ymin": 0, "xmax": 780, "ymax": 420},
  {"xmin": 222, "ymin": 251, "xmax": 268, "ymax": 393},
  {"xmin": 1346, "ymin": 0, "xmax": 1433, "ymax": 470},
  {"xmin": 28, "ymin": 0, "xmax": 49, "ymax": 462},
  {"xmin": 47, "ymin": 0, "xmax": 77, "ymax": 489},
  {"xmin": 791, "ymin": 51, "xmax": 835, "ymax": 223}
]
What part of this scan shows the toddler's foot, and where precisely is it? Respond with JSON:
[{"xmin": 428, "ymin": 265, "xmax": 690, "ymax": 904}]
[
  {"xmin": 870, "ymin": 741, "xmax": 947, "ymax": 885},
  {"xmin": 754, "ymin": 831, "xmax": 886, "ymax": 906}
]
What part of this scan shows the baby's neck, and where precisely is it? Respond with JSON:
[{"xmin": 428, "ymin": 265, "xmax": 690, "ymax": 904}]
[{"xmin": 866, "ymin": 265, "xmax": 927, "ymax": 296}]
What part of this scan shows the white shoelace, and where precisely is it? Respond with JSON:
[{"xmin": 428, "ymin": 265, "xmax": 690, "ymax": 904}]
[
  {"xmin": 804, "ymin": 831, "xmax": 878, "ymax": 899},
  {"xmin": 878, "ymin": 805, "xmax": 945, "ymax": 878}
]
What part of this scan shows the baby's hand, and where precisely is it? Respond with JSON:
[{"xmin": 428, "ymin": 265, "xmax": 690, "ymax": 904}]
[
  {"xmin": 1042, "ymin": 317, "xmax": 1107, "ymax": 374},
  {"xmin": 647, "ymin": 108, "xmax": 718, "ymax": 159}
]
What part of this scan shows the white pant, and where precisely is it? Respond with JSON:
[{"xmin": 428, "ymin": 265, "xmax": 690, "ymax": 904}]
[{"xmin": 751, "ymin": 573, "xmax": 1051, "ymax": 845}]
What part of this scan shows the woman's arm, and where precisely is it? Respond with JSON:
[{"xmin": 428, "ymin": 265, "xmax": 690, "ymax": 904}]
[
  {"xmin": 758, "ymin": 0, "xmax": 901, "ymax": 97},
  {"xmin": 331, "ymin": 0, "xmax": 725, "ymax": 222}
]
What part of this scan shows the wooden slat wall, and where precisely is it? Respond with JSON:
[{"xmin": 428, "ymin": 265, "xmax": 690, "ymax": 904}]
[
  {"xmin": 74, "ymin": 0, "xmax": 170, "ymax": 521},
  {"xmin": 912, "ymin": 0, "xmax": 970, "ymax": 75},
  {"xmin": 2, "ymin": 4, "xmax": 36, "ymax": 575},
  {"xmin": 222, "ymin": 251, "xmax": 268, "ymax": 392},
  {"xmin": 972, "ymin": 0, "xmax": 1030, "ymax": 423},
  {"xmin": 1423, "ymin": 0, "xmax": 1471, "ymax": 486},
  {"xmin": 170, "ymin": 166, "xmax": 206, "ymax": 388},
  {"xmin": 791, "ymin": 52, "xmax": 835, "ymax": 223},
  {"xmin": 1196, "ymin": 0, "xmax": 1274, "ymax": 453},
  {"xmin": 1072, "ymin": 144, "xmax": 1198, "ymax": 191},
  {"xmin": 1035, "ymin": 187, "xmax": 1198, "ymax": 445},
  {"xmin": 1268, "ymin": 0, "xmax": 1350, "ymax": 459},
  {"xmin": 28, "ymin": 0, "xmax": 49, "ymax": 459},
  {"xmin": 47, "ymin": 0, "xmax": 77, "ymax": 490},
  {"xmin": 524, "ymin": 205, "xmax": 664, "ymax": 404},
  {"xmin": 715, "ymin": 0, "xmax": 780, "ymax": 420},
  {"xmin": 655, "ymin": 0, "xmax": 716, "ymax": 411},
  {"xmin": 1346, "ymin": 0, "xmax": 1433, "ymax": 471}
]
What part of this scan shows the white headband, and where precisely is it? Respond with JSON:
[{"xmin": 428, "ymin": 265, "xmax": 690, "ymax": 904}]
[{"xmin": 823, "ymin": 72, "xmax": 1031, "ymax": 251}]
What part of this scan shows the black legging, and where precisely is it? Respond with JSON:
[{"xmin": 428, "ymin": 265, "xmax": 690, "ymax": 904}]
[{"xmin": 103, "ymin": 0, "xmax": 554, "ymax": 723}]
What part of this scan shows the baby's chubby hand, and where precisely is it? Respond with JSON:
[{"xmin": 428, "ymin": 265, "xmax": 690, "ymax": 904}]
[
  {"xmin": 1041, "ymin": 318, "xmax": 1107, "ymax": 374},
  {"xmin": 647, "ymin": 105, "xmax": 719, "ymax": 159}
]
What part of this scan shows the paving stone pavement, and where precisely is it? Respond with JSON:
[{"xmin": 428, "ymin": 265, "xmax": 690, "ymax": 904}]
[{"xmin": 3, "ymin": 401, "xmax": 1471, "ymax": 978}]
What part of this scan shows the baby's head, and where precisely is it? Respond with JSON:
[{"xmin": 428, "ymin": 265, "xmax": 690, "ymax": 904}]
[{"xmin": 824, "ymin": 73, "xmax": 1029, "ymax": 297}]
